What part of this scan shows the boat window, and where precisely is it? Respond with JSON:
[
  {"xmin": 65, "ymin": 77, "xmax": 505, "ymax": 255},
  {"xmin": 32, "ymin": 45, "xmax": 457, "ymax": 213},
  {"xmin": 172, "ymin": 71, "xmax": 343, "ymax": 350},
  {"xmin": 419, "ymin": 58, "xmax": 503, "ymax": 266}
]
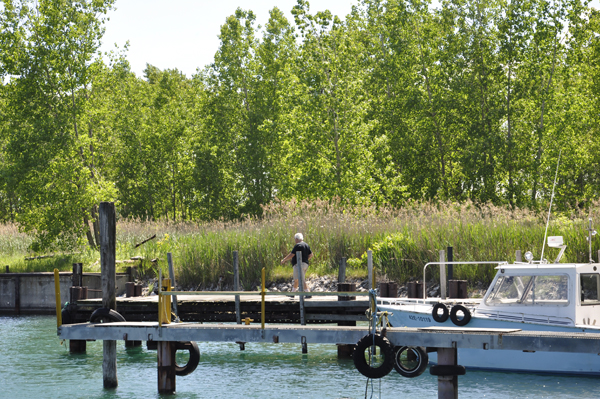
[
  {"xmin": 485, "ymin": 275, "xmax": 569, "ymax": 306},
  {"xmin": 580, "ymin": 274, "xmax": 600, "ymax": 305}
]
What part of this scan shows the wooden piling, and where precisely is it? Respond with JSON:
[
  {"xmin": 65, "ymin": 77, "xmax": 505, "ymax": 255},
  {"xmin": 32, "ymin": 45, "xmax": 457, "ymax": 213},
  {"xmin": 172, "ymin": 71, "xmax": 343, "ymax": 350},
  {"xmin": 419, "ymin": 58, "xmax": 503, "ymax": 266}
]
[
  {"xmin": 437, "ymin": 347, "xmax": 458, "ymax": 399},
  {"xmin": 72, "ymin": 263, "xmax": 83, "ymax": 287},
  {"xmin": 100, "ymin": 202, "xmax": 118, "ymax": 389},
  {"xmin": 157, "ymin": 341, "xmax": 176, "ymax": 393},
  {"xmin": 338, "ymin": 257, "xmax": 346, "ymax": 284}
]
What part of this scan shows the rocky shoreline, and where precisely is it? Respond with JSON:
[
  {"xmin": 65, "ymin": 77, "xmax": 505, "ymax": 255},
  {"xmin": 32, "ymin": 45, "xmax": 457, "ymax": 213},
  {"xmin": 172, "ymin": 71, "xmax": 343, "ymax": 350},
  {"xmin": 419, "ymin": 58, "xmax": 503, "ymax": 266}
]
[{"xmin": 140, "ymin": 275, "xmax": 488, "ymax": 299}]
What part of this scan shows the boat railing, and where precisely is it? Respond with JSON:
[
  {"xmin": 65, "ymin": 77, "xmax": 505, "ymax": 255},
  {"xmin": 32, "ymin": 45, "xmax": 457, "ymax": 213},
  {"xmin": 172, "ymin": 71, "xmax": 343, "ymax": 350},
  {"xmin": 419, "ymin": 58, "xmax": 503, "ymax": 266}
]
[{"xmin": 423, "ymin": 261, "xmax": 508, "ymax": 300}]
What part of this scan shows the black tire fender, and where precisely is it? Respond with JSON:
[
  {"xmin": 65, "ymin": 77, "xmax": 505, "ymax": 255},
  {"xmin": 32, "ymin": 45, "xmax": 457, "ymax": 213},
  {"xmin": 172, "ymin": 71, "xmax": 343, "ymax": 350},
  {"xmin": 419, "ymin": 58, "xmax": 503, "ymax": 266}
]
[
  {"xmin": 430, "ymin": 364, "xmax": 466, "ymax": 376},
  {"xmin": 175, "ymin": 341, "xmax": 200, "ymax": 376},
  {"xmin": 393, "ymin": 346, "xmax": 429, "ymax": 378},
  {"xmin": 90, "ymin": 308, "xmax": 126, "ymax": 323},
  {"xmin": 449, "ymin": 305, "xmax": 471, "ymax": 326},
  {"xmin": 431, "ymin": 303, "xmax": 449, "ymax": 323},
  {"xmin": 353, "ymin": 334, "xmax": 395, "ymax": 379}
]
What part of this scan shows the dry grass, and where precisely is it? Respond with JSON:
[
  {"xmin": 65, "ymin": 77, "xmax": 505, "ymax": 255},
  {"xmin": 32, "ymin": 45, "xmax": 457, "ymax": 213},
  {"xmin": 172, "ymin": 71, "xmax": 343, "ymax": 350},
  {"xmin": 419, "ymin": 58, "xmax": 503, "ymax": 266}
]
[{"xmin": 1, "ymin": 199, "xmax": 599, "ymax": 288}]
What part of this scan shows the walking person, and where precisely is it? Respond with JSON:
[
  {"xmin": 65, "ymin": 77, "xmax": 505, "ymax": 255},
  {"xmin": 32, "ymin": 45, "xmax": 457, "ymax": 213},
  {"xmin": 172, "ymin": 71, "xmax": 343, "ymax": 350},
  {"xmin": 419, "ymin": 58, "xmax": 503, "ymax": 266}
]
[{"xmin": 281, "ymin": 233, "xmax": 313, "ymax": 293}]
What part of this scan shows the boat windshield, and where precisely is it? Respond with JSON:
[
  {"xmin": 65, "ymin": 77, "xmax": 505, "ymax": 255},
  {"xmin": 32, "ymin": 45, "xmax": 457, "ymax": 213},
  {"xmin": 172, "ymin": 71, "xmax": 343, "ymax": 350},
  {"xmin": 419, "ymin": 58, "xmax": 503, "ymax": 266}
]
[
  {"xmin": 581, "ymin": 273, "xmax": 600, "ymax": 305},
  {"xmin": 484, "ymin": 274, "xmax": 569, "ymax": 306}
]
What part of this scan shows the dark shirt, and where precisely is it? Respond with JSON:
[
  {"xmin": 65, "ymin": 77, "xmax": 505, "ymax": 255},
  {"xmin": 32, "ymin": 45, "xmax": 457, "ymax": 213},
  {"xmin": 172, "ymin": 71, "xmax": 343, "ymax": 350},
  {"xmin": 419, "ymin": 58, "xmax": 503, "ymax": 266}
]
[{"xmin": 290, "ymin": 241, "xmax": 312, "ymax": 266}]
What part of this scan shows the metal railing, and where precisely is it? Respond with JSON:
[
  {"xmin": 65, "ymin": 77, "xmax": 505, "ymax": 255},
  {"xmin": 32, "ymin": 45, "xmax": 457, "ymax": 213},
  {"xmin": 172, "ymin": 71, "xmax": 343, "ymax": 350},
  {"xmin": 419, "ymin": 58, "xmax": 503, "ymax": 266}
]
[
  {"xmin": 423, "ymin": 261, "xmax": 507, "ymax": 299},
  {"xmin": 157, "ymin": 267, "xmax": 370, "ymax": 330}
]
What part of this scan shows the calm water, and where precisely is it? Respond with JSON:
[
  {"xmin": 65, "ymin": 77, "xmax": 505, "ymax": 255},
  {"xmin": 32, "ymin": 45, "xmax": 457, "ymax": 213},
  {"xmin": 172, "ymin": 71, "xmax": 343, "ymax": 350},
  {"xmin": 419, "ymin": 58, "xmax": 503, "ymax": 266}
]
[{"xmin": 0, "ymin": 316, "xmax": 598, "ymax": 399}]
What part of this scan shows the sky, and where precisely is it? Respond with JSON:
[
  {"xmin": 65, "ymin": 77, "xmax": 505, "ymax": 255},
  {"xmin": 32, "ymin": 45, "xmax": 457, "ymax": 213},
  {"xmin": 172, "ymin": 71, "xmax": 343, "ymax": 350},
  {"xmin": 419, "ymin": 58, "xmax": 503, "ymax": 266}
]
[
  {"xmin": 99, "ymin": 0, "xmax": 356, "ymax": 78},
  {"xmin": 99, "ymin": 0, "xmax": 600, "ymax": 79}
]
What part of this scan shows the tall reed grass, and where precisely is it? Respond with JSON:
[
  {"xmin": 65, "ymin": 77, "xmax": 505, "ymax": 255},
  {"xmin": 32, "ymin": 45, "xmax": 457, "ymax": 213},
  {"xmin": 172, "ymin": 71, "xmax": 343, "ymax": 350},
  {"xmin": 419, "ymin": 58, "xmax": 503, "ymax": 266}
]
[{"xmin": 1, "ymin": 199, "xmax": 599, "ymax": 289}]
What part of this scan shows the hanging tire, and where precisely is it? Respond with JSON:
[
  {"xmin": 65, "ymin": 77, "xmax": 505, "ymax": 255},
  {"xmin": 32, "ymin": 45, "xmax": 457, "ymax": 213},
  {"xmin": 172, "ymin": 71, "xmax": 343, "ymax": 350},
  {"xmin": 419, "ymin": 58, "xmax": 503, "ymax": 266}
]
[
  {"xmin": 353, "ymin": 334, "xmax": 395, "ymax": 379},
  {"xmin": 90, "ymin": 308, "xmax": 126, "ymax": 323},
  {"xmin": 175, "ymin": 341, "xmax": 200, "ymax": 376},
  {"xmin": 393, "ymin": 346, "xmax": 429, "ymax": 378},
  {"xmin": 450, "ymin": 305, "xmax": 471, "ymax": 326},
  {"xmin": 431, "ymin": 303, "xmax": 449, "ymax": 323}
]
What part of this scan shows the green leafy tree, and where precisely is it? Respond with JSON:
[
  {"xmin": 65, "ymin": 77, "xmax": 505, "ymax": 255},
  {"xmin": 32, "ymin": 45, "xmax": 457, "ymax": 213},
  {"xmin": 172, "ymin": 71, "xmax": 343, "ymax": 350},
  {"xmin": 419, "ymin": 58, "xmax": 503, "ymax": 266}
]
[{"xmin": 0, "ymin": 0, "xmax": 116, "ymax": 250}]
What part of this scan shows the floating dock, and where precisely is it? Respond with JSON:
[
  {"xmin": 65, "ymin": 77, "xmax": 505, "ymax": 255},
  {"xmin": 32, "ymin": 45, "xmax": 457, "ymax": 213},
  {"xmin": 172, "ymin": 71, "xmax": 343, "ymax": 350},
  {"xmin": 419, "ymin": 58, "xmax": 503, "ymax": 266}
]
[{"xmin": 70, "ymin": 294, "xmax": 370, "ymax": 324}]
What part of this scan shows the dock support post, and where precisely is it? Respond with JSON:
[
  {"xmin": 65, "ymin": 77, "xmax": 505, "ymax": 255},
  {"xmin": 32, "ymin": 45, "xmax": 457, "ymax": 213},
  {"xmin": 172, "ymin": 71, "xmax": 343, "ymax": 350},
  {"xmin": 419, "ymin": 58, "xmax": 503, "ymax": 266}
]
[
  {"xmin": 437, "ymin": 347, "xmax": 458, "ymax": 399},
  {"xmin": 338, "ymin": 257, "xmax": 346, "ymax": 284},
  {"xmin": 234, "ymin": 251, "xmax": 241, "ymax": 324},
  {"xmin": 157, "ymin": 341, "xmax": 176, "ymax": 394},
  {"xmin": 439, "ymin": 250, "xmax": 446, "ymax": 300},
  {"xmin": 100, "ymin": 202, "xmax": 118, "ymax": 389},
  {"xmin": 336, "ymin": 257, "xmax": 355, "ymax": 358}
]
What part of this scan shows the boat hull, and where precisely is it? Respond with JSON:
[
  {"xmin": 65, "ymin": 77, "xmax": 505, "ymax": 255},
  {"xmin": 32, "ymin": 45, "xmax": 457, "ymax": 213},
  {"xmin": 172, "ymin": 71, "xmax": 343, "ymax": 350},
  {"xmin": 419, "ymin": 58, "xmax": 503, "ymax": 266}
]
[{"xmin": 379, "ymin": 304, "xmax": 600, "ymax": 375}]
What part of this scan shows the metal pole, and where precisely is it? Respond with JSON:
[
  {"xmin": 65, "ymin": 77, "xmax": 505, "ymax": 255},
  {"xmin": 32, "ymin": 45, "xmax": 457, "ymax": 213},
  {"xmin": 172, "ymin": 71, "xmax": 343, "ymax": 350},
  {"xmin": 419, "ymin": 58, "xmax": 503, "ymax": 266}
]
[
  {"xmin": 167, "ymin": 253, "xmax": 178, "ymax": 319},
  {"xmin": 439, "ymin": 250, "xmax": 446, "ymax": 300},
  {"xmin": 515, "ymin": 250, "xmax": 522, "ymax": 262},
  {"xmin": 100, "ymin": 202, "xmax": 117, "ymax": 389},
  {"xmin": 367, "ymin": 250, "xmax": 373, "ymax": 291},
  {"xmin": 261, "ymin": 267, "xmax": 266, "ymax": 330},
  {"xmin": 234, "ymin": 251, "xmax": 241, "ymax": 324},
  {"xmin": 447, "ymin": 247, "xmax": 453, "ymax": 281},
  {"xmin": 297, "ymin": 251, "xmax": 305, "ymax": 326}
]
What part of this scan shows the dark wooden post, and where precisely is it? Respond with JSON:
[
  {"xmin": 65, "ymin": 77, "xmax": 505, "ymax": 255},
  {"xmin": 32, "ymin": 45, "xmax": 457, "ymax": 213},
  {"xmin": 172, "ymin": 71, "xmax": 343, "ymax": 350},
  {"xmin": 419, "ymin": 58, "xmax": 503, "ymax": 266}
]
[
  {"xmin": 158, "ymin": 341, "xmax": 176, "ymax": 393},
  {"xmin": 338, "ymin": 257, "xmax": 346, "ymax": 284},
  {"xmin": 233, "ymin": 251, "xmax": 241, "ymax": 324},
  {"xmin": 100, "ymin": 202, "xmax": 118, "ymax": 389},
  {"xmin": 437, "ymin": 348, "xmax": 459, "ymax": 399},
  {"xmin": 72, "ymin": 263, "xmax": 83, "ymax": 287},
  {"xmin": 337, "ymin": 256, "xmax": 356, "ymax": 357}
]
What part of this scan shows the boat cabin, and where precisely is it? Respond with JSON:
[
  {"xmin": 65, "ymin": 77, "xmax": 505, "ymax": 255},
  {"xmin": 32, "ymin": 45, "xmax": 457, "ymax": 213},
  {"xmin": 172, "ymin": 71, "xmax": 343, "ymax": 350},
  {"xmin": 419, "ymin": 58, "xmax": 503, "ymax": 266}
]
[{"xmin": 477, "ymin": 263, "xmax": 600, "ymax": 328}]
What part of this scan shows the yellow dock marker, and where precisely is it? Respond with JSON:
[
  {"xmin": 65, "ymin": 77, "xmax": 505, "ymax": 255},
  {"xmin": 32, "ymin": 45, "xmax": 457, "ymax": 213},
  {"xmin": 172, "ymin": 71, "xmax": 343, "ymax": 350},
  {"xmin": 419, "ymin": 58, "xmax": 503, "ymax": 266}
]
[{"xmin": 54, "ymin": 268, "xmax": 62, "ymax": 328}]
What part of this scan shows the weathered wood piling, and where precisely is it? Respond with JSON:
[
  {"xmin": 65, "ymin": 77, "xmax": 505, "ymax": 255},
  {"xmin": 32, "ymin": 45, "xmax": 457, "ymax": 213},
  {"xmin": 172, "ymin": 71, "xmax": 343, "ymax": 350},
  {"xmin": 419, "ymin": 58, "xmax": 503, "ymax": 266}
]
[{"xmin": 100, "ymin": 202, "xmax": 118, "ymax": 389}]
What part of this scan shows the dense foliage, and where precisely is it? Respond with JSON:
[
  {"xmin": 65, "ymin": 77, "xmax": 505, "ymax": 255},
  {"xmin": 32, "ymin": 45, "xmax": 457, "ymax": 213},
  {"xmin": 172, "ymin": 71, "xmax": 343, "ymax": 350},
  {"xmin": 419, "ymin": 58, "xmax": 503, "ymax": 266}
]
[{"xmin": 1, "ymin": 0, "xmax": 600, "ymax": 251}]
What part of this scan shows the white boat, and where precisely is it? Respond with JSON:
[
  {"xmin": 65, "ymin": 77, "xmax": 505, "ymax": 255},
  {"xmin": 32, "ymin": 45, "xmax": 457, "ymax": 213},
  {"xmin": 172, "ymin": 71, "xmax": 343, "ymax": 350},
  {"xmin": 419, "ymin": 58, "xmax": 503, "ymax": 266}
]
[{"xmin": 378, "ymin": 235, "xmax": 600, "ymax": 375}]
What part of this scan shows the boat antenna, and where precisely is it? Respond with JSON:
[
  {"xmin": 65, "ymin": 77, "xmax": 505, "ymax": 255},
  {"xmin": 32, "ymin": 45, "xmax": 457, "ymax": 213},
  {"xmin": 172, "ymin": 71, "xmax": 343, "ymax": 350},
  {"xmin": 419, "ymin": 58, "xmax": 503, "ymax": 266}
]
[{"xmin": 540, "ymin": 150, "xmax": 561, "ymax": 263}]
